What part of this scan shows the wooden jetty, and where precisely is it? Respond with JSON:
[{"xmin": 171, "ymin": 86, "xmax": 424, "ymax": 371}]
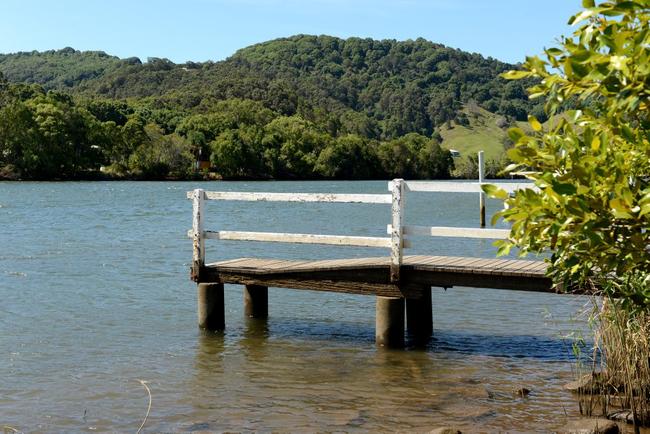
[{"xmin": 188, "ymin": 163, "xmax": 550, "ymax": 348}]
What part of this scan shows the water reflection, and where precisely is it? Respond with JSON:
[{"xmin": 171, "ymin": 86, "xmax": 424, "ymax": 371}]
[{"xmin": 240, "ymin": 317, "xmax": 270, "ymax": 363}]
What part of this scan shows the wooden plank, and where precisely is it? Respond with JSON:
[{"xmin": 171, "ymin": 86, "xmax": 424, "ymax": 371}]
[
  {"xmin": 498, "ymin": 259, "xmax": 541, "ymax": 274},
  {"xmin": 472, "ymin": 258, "xmax": 520, "ymax": 275},
  {"xmin": 202, "ymin": 255, "xmax": 552, "ymax": 293},
  {"xmin": 204, "ymin": 230, "xmax": 392, "ymax": 248},
  {"xmin": 202, "ymin": 272, "xmax": 423, "ymax": 298},
  {"xmin": 212, "ymin": 257, "xmax": 255, "ymax": 267},
  {"xmin": 486, "ymin": 259, "xmax": 543, "ymax": 276},
  {"xmin": 434, "ymin": 257, "xmax": 489, "ymax": 272},
  {"xmin": 401, "ymin": 225, "xmax": 510, "ymax": 239},
  {"xmin": 464, "ymin": 258, "xmax": 510, "ymax": 272},
  {"xmin": 389, "ymin": 225, "xmax": 510, "ymax": 239},
  {"xmin": 286, "ymin": 257, "xmax": 389, "ymax": 273},
  {"xmin": 426, "ymin": 256, "xmax": 476, "ymax": 268},
  {"xmin": 264, "ymin": 260, "xmax": 315, "ymax": 271},
  {"xmin": 388, "ymin": 180, "xmax": 538, "ymax": 194},
  {"xmin": 192, "ymin": 191, "xmax": 392, "ymax": 204},
  {"xmin": 215, "ymin": 258, "xmax": 290, "ymax": 273},
  {"xmin": 406, "ymin": 256, "xmax": 455, "ymax": 266}
]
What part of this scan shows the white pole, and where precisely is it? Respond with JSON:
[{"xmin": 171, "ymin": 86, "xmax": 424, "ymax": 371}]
[
  {"xmin": 192, "ymin": 189, "xmax": 205, "ymax": 281},
  {"xmin": 478, "ymin": 151, "xmax": 485, "ymax": 228},
  {"xmin": 390, "ymin": 179, "xmax": 405, "ymax": 282}
]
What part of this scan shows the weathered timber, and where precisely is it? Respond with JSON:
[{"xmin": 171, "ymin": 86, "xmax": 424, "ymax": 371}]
[
  {"xmin": 187, "ymin": 190, "xmax": 392, "ymax": 204},
  {"xmin": 198, "ymin": 255, "xmax": 553, "ymax": 295},
  {"xmin": 203, "ymin": 272, "xmax": 425, "ymax": 298},
  {"xmin": 406, "ymin": 288, "xmax": 433, "ymax": 341},
  {"xmin": 388, "ymin": 180, "xmax": 539, "ymax": 194},
  {"xmin": 198, "ymin": 283, "xmax": 224, "ymax": 331},
  {"xmin": 478, "ymin": 150, "xmax": 486, "ymax": 228},
  {"xmin": 204, "ymin": 230, "xmax": 392, "ymax": 248},
  {"xmin": 191, "ymin": 189, "xmax": 205, "ymax": 281},
  {"xmin": 399, "ymin": 224, "xmax": 510, "ymax": 239},
  {"xmin": 390, "ymin": 178, "xmax": 405, "ymax": 282},
  {"xmin": 376, "ymin": 296, "xmax": 405, "ymax": 348},
  {"xmin": 244, "ymin": 285, "xmax": 268, "ymax": 318}
]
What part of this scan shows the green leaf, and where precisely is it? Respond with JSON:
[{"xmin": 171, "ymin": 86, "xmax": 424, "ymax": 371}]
[
  {"xmin": 501, "ymin": 70, "xmax": 531, "ymax": 80},
  {"xmin": 507, "ymin": 127, "xmax": 526, "ymax": 142},
  {"xmin": 553, "ymin": 182, "xmax": 577, "ymax": 195},
  {"xmin": 569, "ymin": 9, "xmax": 597, "ymax": 25},
  {"xmin": 545, "ymin": 47, "xmax": 563, "ymax": 56},
  {"xmin": 610, "ymin": 198, "xmax": 633, "ymax": 218},
  {"xmin": 582, "ymin": 0, "xmax": 595, "ymax": 7},
  {"xmin": 621, "ymin": 124, "xmax": 635, "ymax": 141},
  {"xmin": 590, "ymin": 136, "xmax": 601, "ymax": 152},
  {"xmin": 482, "ymin": 184, "xmax": 509, "ymax": 200},
  {"xmin": 528, "ymin": 115, "xmax": 542, "ymax": 132}
]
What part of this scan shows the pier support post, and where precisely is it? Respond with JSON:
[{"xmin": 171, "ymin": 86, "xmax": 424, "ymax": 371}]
[
  {"xmin": 376, "ymin": 296, "xmax": 405, "ymax": 348},
  {"xmin": 198, "ymin": 283, "xmax": 225, "ymax": 331},
  {"xmin": 406, "ymin": 287, "xmax": 433, "ymax": 342},
  {"xmin": 244, "ymin": 285, "xmax": 268, "ymax": 318}
]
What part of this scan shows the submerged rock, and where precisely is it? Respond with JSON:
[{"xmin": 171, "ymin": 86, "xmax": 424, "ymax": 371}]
[
  {"xmin": 429, "ymin": 427, "xmax": 462, "ymax": 434},
  {"xmin": 563, "ymin": 418, "xmax": 619, "ymax": 434},
  {"xmin": 514, "ymin": 387, "xmax": 531, "ymax": 398},
  {"xmin": 564, "ymin": 373, "xmax": 607, "ymax": 394},
  {"xmin": 607, "ymin": 410, "xmax": 634, "ymax": 424}
]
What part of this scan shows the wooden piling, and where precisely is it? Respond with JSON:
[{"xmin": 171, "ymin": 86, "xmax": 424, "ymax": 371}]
[
  {"xmin": 244, "ymin": 284, "xmax": 268, "ymax": 318},
  {"xmin": 198, "ymin": 283, "xmax": 225, "ymax": 331},
  {"xmin": 376, "ymin": 296, "xmax": 405, "ymax": 348},
  {"xmin": 406, "ymin": 287, "xmax": 433, "ymax": 341}
]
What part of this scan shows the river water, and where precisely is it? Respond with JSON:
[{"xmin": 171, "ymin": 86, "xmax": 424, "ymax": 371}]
[{"xmin": 0, "ymin": 181, "xmax": 595, "ymax": 432}]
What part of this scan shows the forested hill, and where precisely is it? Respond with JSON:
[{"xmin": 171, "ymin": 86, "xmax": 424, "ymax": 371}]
[
  {"xmin": 0, "ymin": 35, "xmax": 543, "ymax": 139},
  {"xmin": 0, "ymin": 35, "xmax": 541, "ymax": 181}
]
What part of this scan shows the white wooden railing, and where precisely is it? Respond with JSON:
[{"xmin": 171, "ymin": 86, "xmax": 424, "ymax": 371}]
[{"xmin": 188, "ymin": 152, "xmax": 535, "ymax": 282}]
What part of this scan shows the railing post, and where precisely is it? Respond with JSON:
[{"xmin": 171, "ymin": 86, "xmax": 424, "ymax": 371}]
[
  {"xmin": 192, "ymin": 188, "xmax": 205, "ymax": 281},
  {"xmin": 390, "ymin": 179, "xmax": 405, "ymax": 282},
  {"xmin": 478, "ymin": 151, "xmax": 485, "ymax": 228}
]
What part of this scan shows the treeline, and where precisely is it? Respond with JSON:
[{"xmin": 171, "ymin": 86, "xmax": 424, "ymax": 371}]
[{"xmin": 0, "ymin": 74, "xmax": 453, "ymax": 180}]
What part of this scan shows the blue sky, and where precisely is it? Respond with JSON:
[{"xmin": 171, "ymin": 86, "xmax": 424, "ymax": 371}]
[{"xmin": 1, "ymin": 0, "xmax": 581, "ymax": 64}]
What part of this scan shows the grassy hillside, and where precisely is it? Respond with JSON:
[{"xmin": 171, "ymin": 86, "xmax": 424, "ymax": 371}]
[{"xmin": 439, "ymin": 104, "xmax": 508, "ymax": 160}]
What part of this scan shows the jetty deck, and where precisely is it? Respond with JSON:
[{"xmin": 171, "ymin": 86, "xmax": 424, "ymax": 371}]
[
  {"xmin": 188, "ymin": 154, "xmax": 554, "ymax": 348},
  {"xmin": 202, "ymin": 255, "xmax": 551, "ymax": 297}
]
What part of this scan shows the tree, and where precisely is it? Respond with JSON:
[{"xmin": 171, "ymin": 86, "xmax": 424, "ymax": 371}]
[
  {"xmin": 210, "ymin": 126, "xmax": 266, "ymax": 178},
  {"xmin": 262, "ymin": 116, "xmax": 328, "ymax": 178},
  {"xmin": 128, "ymin": 124, "xmax": 193, "ymax": 178},
  {"xmin": 485, "ymin": 0, "xmax": 649, "ymax": 303},
  {"xmin": 315, "ymin": 134, "xmax": 380, "ymax": 179}
]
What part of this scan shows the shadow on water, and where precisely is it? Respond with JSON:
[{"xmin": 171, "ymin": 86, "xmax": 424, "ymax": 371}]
[
  {"xmin": 431, "ymin": 329, "xmax": 576, "ymax": 361},
  {"xmin": 197, "ymin": 316, "xmax": 575, "ymax": 361}
]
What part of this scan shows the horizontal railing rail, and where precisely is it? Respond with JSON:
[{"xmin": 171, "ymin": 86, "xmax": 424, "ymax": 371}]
[
  {"xmin": 188, "ymin": 151, "xmax": 537, "ymax": 282},
  {"xmin": 387, "ymin": 180, "xmax": 536, "ymax": 194},
  {"xmin": 185, "ymin": 190, "xmax": 392, "ymax": 204},
  {"xmin": 387, "ymin": 225, "xmax": 510, "ymax": 239}
]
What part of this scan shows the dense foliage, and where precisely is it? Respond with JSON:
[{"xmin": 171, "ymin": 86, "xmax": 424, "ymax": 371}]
[
  {"xmin": 1, "ymin": 35, "xmax": 544, "ymax": 179},
  {"xmin": 486, "ymin": 0, "xmax": 649, "ymax": 305},
  {"xmin": 0, "ymin": 36, "xmax": 546, "ymax": 138},
  {"xmin": 0, "ymin": 73, "xmax": 454, "ymax": 180}
]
